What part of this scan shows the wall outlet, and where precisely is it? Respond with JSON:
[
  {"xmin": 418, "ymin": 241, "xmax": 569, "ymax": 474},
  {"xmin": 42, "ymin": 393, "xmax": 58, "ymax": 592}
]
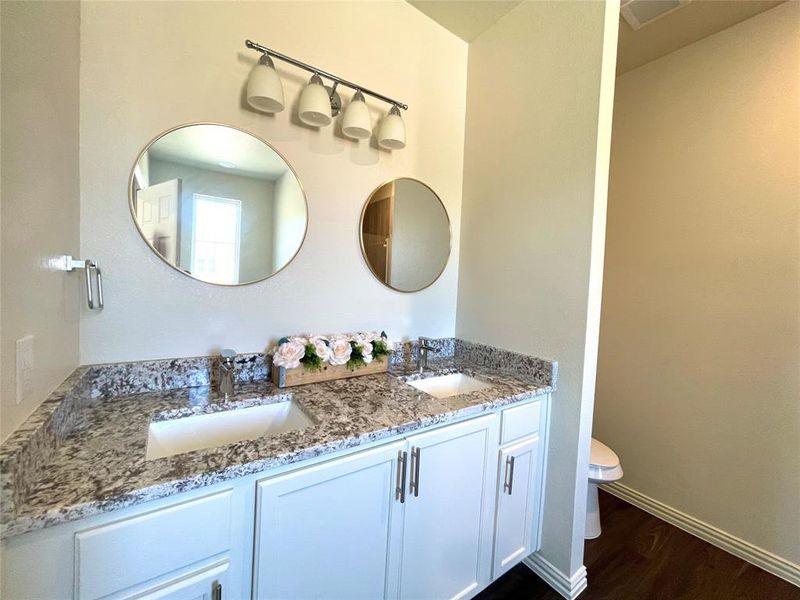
[{"xmin": 15, "ymin": 335, "xmax": 35, "ymax": 405}]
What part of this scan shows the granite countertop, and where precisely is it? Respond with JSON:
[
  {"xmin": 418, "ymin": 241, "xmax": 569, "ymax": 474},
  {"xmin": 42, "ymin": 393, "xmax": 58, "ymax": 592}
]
[{"xmin": 0, "ymin": 340, "xmax": 555, "ymax": 539}]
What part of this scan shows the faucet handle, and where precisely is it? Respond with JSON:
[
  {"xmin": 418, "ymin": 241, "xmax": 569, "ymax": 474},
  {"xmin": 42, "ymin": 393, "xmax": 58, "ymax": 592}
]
[
  {"xmin": 220, "ymin": 348, "xmax": 237, "ymax": 363},
  {"xmin": 418, "ymin": 337, "xmax": 435, "ymax": 350}
]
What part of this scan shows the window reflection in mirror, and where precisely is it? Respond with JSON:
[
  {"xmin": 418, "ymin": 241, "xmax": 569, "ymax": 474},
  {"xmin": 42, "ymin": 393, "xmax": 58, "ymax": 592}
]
[
  {"xmin": 360, "ymin": 178, "xmax": 450, "ymax": 292},
  {"xmin": 130, "ymin": 123, "xmax": 307, "ymax": 286}
]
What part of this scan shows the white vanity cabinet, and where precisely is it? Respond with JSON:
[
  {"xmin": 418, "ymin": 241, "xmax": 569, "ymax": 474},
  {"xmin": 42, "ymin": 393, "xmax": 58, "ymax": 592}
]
[
  {"xmin": 398, "ymin": 415, "xmax": 497, "ymax": 600},
  {"xmin": 1, "ymin": 484, "xmax": 254, "ymax": 600},
  {"xmin": 254, "ymin": 415, "xmax": 498, "ymax": 600},
  {"xmin": 1, "ymin": 396, "xmax": 549, "ymax": 600},
  {"xmin": 128, "ymin": 560, "xmax": 229, "ymax": 600},
  {"xmin": 253, "ymin": 442, "xmax": 406, "ymax": 600},
  {"xmin": 492, "ymin": 434, "xmax": 543, "ymax": 578}
]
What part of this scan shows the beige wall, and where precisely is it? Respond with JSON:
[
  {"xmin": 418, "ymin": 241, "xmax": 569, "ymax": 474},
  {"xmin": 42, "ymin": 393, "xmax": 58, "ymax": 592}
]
[
  {"xmin": 79, "ymin": 1, "xmax": 467, "ymax": 363},
  {"xmin": 456, "ymin": 0, "xmax": 619, "ymax": 579},
  {"xmin": 596, "ymin": 1, "xmax": 800, "ymax": 565},
  {"xmin": 0, "ymin": 2, "xmax": 81, "ymax": 441}
]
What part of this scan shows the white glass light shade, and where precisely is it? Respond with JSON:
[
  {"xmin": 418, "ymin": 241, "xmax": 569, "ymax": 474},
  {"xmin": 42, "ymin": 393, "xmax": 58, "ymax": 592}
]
[
  {"xmin": 378, "ymin": 105, "xmax": 406, "ymax": 150},
  {"xmin": 246, "ymin": 55, "xmax": 285, "ymax": 113},
  {"xmin": 298, "ymin": 74, "xmax": 333, "ymax": 127},
  {"xmin": 342, "ymin": 90, "xmax": 372, "ymax": 139}
]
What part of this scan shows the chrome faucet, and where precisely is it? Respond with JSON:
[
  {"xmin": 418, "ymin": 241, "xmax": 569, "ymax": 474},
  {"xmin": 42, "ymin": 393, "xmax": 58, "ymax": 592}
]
[
  {"xmin": 219, "ymin": 349, "xmax": 236, "ymax": 399},
  {"xmin": 417, "ymin": 337, "xmax": 436, "ymax": 374}
]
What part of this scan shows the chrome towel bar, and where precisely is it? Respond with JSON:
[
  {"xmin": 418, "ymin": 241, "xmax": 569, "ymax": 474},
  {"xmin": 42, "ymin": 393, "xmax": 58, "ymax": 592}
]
[{"xmin": 60, "ymin": 255, "xmax": 104, "ymax": 310}]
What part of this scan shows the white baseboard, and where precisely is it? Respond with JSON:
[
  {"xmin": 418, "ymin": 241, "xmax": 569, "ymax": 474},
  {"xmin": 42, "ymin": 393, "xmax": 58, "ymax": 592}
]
[
  {"xmin": 523, "ymin": 553, "xmax": 587, "ymax": 599},
  {"xmin": 603, "ymin": 481, "xmax": 800, "ymax": 588}
]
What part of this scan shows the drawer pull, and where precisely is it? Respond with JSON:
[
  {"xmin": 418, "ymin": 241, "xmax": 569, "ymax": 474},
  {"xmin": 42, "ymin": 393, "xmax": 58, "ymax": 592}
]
[
  {"xmin": 504, "ymin": 455, "xmax": 516, "ymax": 495},
  {"xmin": 396, "ymin": 450, "xmax": 407, "ymax": 503},
  {"xmin": 212, "ymin": 581, "xmax": 223, "ymax": 600},
  {"xmin": 410, "ymin": 446, "xmax": 421, "ymax": 497}
]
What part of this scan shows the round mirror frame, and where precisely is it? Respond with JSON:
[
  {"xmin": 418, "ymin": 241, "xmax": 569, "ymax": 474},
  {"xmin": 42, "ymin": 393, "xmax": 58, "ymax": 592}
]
[
  {"xmin": 128, "ymin": 122, "xmax": 309, "ymax": 287},
  {"xmin": 358, "ymin": 177, "xmax": 451, "ymax": 293}
]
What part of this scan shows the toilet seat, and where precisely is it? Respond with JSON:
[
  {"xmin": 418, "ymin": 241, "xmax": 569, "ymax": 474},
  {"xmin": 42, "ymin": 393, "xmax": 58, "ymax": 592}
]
[{"xmin": 588, "ymin": 438, "xmax": 623, "ymax": 482}]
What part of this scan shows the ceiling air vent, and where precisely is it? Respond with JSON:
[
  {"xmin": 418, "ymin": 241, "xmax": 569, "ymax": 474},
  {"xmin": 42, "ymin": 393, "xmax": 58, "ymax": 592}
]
[{"xmin": 620, "ymin": 0, "xmax": 691, "ymax": 30}]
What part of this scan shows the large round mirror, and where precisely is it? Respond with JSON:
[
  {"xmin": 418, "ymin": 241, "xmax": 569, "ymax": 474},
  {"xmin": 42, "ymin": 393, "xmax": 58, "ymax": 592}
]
[
  {"xmin": 360, "ymin": 178, "xmax": 450, "ymax": 292},
  {"xmin": 129, "ymin": 123, "xmax": 307, "ymax": 286}
]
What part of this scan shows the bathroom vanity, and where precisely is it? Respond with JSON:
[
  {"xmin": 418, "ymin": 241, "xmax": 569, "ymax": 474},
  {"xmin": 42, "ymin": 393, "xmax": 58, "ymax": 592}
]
[{"xmin": 0, "ymin": 341, "xmax": 554, "ymax": 600}]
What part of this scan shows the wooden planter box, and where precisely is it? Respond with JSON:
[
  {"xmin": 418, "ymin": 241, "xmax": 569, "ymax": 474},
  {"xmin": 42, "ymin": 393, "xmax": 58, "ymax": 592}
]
[{"xmin": 272, "ymin": 358, "xmax": 389, "ymax": 388}]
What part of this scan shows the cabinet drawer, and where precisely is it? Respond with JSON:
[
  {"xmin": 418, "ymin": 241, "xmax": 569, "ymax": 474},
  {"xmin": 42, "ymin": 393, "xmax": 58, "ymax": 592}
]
[
  {"xmin": 500, "ymin": 401, "xmax": 541, "ymax": 445},
  {"xmin": 75, "ymin": 489, "xmax": 232, "ymax": 599}
]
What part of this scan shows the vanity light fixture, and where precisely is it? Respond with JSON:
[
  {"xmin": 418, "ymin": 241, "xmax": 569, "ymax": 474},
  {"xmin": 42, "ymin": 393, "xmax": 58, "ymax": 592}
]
[
  {"xmin": 342, "ymin": 90, "xmax": 372, "ymax": 140},
  {"xmin": 378, "ymin": 105, "xmax": 406, "ymax": 150},
  {"xmin": 245, "ymin": 39, "xmax": 407, "ymax": 147},
  {"xmin": 246, "ymin": 53, "xmax": 285, "ymax": 113},
  {"xmin": 298, "ymin": 74, "xmax": 335, "ymax": 127}
]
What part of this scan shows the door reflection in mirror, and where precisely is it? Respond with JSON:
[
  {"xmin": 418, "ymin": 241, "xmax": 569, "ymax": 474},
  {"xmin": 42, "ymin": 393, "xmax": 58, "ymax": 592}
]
[{"xmin": 360, "ymin": 178, "xmax": 450, "ymax": 292}]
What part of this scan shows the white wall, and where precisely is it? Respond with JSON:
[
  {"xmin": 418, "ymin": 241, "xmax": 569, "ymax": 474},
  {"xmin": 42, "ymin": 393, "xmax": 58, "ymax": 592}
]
[
  {"xmin": 456, "ymin": 0, "xmax": 619, "ymax": 580},
  {"xmin": 0, "ymin": 1, "xmax": 81, "ymax": 441},
  {"xmin": 79, "ymin": 1, "xmax": 467, "ymax": 363},
  {"xmin": 272, "ymin": 170, "xmax": 306, "ymax": 273},
  {"xmin": 596, "ymin": 2, "xmax": 800, "ymax": 565}
]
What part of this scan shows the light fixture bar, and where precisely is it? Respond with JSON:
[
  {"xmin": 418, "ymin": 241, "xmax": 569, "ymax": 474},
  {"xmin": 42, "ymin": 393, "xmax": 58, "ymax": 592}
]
[{"xmin": 245, "ymin": 39, "xmax": 408, "ymax": 111}]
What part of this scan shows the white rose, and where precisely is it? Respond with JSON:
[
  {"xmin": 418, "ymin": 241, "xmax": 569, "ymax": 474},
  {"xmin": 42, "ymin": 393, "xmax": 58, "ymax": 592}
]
[
  {"xmin": 329, "ymin": 338, "xmax": 353, "ymax": 366},
  {"xmin": 360, "ymin": 331, "xmax": 380, "ymax": 342},
  {"xmin": 310, "ymin": 337, "xmax": 331, "ymax": 362},
  {"xmin": 289, "ymin": 336, "xmax": 308, "ymax": 346},
  {"xmin": 273, "ymin": 340, "xmax": 306, "ymax": 369},
  {"xmin": 356, "ymin": 340, "xmax": 374, "ymax": 364}
]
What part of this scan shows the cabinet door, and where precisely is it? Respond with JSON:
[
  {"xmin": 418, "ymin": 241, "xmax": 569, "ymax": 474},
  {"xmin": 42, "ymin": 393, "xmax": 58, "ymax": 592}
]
[
  {"xmin": 399, "ymin": 415, "xmax": 497, "ymax": 600},
  {"xmin": 492, "ymin": 434, "xmax": 542, "ymax": 578},
  {"xmin": 254, "ymin": 442, "xmax": 405, "ymax": 600},
  {"xmin": 128, "ymin": 560, "xmax": 228, "ymax": 600}
]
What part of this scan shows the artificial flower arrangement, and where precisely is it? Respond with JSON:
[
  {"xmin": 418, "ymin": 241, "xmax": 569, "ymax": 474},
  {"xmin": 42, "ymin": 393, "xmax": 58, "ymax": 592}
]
[{"xmin": 271, "ymin": 331, "xmax": 395, "ymax": 387}]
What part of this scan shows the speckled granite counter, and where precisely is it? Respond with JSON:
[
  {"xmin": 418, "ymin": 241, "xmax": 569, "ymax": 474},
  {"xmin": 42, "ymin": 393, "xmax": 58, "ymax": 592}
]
[{"xmin": 0, "ymin": 339, "xmax": 555, "ymax": 539}]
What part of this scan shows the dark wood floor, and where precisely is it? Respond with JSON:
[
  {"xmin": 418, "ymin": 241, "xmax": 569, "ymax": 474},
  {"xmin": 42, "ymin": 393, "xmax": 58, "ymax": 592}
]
[{"xmin": 476, "ymin": 490, "xmax": 800, "ymax": 600}]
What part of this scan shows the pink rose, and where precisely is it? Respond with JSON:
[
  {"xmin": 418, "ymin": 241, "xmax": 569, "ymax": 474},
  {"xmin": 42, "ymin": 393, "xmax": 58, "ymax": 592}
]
[
  {"xmin": 273, "ymin": 340, "xmax": 305, "ymax": 369},
  {"xmin": 329, "ymin": 338, "xmax": 353, "ymax": 366}
]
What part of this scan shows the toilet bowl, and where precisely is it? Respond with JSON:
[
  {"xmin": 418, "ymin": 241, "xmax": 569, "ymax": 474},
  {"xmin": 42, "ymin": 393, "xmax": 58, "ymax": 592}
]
[{"xmin": 585, "ymin": 438, "xmax": 623, "ymax": 539}]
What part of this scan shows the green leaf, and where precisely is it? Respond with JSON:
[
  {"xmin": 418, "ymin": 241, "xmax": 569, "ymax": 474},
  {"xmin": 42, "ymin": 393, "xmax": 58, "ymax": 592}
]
[{"xmin": 300, "ymin": 343, "xmax": 323, "ymax": 371}]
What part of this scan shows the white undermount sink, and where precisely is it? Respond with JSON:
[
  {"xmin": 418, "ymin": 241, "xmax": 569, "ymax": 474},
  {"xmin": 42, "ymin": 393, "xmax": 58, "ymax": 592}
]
[
  {"xmin": 407, "ymin": 373, "xmax": 493, "ymax": 399},
  {"xmin": 146, "ymin": 401, "xmax": 313, "ymax": 460}
]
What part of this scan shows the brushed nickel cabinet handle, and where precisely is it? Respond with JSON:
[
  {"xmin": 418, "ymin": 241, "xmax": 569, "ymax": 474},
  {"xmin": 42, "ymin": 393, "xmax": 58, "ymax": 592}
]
[
  {"xmin": 504, "ymin": 455, "xmax": 515, "ymax": 495},
  {"xmin": 410, "ymin": 446, "xmax": 421, "ymax": 497},
  {"xmin": 396, "ymin": 450, "xmax": 407, "ymax": 503},
  {"xmin": 212, "ymin": 581, "xmax": 222, "ymax": 600}
]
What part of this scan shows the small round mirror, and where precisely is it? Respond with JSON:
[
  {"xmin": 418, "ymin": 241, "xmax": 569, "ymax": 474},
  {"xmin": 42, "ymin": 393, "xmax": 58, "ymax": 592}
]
[
  {"xmin": 129, "ymin": 123, "xmax": 307, "ymax": 286},
  {"xmin": 360, "ymin": 178, "xmax": 450, "ymax": 292}
]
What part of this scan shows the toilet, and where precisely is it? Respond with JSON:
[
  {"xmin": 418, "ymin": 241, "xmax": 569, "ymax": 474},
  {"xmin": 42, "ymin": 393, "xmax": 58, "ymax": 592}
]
[{"xmin": 585, "ymin": 438, "xmax": 623, "ymax": 539}]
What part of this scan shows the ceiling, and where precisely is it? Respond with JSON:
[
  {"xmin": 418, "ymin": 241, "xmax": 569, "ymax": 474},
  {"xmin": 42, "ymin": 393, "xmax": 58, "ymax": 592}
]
[
  {"xmin": 617, "ymin": 0, "xmax": 785, "ymax": 74},
  {"xmin": 408, "ymin": 0, "xmax": 784, "ymax": 74},
  {"xmin": 147, "ymin": 124, "xmax": 289, "ymax": 180},
  {"xmin": 408, "ymin": 1, "xmax": 522, "ymax": 42}
]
